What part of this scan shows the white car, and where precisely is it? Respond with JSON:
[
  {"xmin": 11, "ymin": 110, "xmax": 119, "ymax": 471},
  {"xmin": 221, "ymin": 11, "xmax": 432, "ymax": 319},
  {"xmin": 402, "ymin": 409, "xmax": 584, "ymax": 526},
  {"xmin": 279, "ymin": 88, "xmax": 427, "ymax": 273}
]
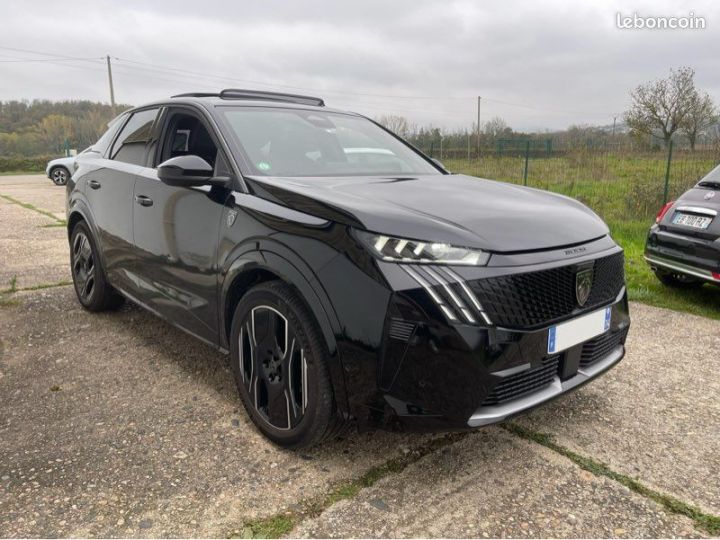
[{"xmin": 46, "ymin": 147, "xmax": 93, "ymax": 186}]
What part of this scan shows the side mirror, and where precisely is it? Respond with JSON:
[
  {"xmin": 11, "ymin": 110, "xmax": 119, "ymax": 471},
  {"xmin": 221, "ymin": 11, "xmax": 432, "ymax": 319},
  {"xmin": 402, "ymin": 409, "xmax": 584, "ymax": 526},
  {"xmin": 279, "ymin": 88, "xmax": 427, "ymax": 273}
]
[{"xmin": 157, "ymin": 155, "xmax": 229, "ymax": 187}]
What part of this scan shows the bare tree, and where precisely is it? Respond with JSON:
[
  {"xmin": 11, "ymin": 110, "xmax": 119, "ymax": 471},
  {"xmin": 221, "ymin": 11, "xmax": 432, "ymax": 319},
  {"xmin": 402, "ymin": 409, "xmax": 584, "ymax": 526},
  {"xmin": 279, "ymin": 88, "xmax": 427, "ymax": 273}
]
[
  {"xmin": 483, "ymin": 116, "xmax": 510, "ymax": 140},
  {"xmin": 376, "ymin": 115, "xmax": 411, "ymax": 138},
  {"xmin": 624, "ymin": 66, "xmax": 696, "ymax": 147},
  {"xmin": 681, "ymin": 90, "xmax": 717, "ymax": 150}
]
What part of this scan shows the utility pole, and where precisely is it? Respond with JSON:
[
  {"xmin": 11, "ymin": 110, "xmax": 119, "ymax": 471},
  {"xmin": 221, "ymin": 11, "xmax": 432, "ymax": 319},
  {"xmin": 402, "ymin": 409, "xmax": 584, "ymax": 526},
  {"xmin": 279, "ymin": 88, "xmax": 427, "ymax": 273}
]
[
  {"xmin": 612, "ymin": 115, "xmax": 617, "ymax": 137},
  {"xmin": 106, "ymin": 55, "xmax": 116, "ymax": 115},
  {"xmin": 476, "ymin": 96, "xmax": 481, "ymax": 158}
]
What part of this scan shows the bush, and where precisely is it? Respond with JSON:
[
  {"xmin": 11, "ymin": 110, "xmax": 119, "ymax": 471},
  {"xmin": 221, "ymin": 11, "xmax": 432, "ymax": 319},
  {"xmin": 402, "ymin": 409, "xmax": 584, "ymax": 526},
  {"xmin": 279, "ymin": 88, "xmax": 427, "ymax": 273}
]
[{"xmin": 0, "ymin": 155, "xmax": 55, "ymax": 173}]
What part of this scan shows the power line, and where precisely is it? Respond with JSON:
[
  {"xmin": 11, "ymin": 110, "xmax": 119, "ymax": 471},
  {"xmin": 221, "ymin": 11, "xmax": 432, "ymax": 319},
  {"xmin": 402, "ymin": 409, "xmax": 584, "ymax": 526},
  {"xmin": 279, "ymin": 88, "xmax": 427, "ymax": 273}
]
[
  {"xmin": 0, "ymin": 56, "xmax": 103, "ymax": 63},
  {"xmin": 0, "ymin": 45, "xmax": 104, "ymax": 64},
  {"xmin": 0, "ymin": 44, "xmax": 620, "ymax": 120}
]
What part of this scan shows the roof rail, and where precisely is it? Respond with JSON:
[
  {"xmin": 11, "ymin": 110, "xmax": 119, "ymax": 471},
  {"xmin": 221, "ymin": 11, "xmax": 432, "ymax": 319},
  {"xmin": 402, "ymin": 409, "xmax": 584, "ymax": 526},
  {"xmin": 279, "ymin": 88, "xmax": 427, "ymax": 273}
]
[
  {"xmin": 219, "ymin": 89, "xmax": 325, "ymax": 107},
  {"xmin": 171, "ymin": 89, "xmax": 325, "ymax": 106},
  {"xmin": 171, "ymin": 92, "xmax": 220, "ymax": 98}
]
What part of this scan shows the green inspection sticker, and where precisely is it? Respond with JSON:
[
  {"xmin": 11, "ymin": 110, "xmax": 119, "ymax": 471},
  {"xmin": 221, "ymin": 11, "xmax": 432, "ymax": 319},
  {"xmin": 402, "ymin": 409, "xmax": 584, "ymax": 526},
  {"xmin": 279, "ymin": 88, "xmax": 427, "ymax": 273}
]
[{"xmin": 257, "ymin": 162, "xmax": 271, "ymax": 171}]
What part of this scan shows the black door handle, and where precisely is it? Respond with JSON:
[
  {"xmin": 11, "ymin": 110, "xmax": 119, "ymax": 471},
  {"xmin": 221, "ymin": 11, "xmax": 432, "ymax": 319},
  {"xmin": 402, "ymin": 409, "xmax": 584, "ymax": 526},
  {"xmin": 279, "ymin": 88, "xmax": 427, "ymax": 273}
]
[
  {"xmin": 134, "ymin": 195, "xmax": 154, "ymax": 207},
  {"xmin": 88, "ymin": 180, "xmax": 101, "ymax": 190}
]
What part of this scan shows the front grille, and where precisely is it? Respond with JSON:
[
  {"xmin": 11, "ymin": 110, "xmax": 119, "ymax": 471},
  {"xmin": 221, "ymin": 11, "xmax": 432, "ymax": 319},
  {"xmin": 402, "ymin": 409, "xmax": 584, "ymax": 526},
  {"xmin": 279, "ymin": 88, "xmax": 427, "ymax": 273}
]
[
  {"xmin": 481, "ymin": 355, "xmax": 560, "ymax": 406},
  {"xmin": 469, "ymin": 252, "xmax": 625, "ymax": 329},
  {"xmin": 580, "ymin": 327, "xmax": 628, "ymax": 367}
]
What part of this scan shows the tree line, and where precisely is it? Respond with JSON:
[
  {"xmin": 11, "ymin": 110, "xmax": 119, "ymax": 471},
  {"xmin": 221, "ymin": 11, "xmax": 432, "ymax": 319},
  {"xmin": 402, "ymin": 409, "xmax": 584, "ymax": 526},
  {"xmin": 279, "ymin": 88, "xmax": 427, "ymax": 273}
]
[
  {"xmin": 0, "ymin": 100, "xmax": 127, "ymax": 157},
  {"xmin": 0, "ymin": 67, "xmax": 716, "ymax": 159}
]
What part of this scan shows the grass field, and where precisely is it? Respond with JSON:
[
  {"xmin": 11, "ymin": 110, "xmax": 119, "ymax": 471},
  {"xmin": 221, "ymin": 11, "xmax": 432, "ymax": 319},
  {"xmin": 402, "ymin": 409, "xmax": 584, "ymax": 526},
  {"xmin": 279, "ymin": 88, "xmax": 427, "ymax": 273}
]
[{"xmin": 446, "ymin": 154, "xmax": 720, "ymax": 320}]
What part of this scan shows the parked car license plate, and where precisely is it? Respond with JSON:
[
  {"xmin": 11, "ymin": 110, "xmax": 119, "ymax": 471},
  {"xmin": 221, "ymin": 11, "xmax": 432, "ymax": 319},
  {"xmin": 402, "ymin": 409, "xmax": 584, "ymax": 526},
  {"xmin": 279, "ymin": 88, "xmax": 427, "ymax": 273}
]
[
  {"xmin": 672, "ymin": 212, "xmax": 712, "ymax": 229},
  {"xmin": 548, "ymin": 306, "xmax": 611, "ymax": 354}
]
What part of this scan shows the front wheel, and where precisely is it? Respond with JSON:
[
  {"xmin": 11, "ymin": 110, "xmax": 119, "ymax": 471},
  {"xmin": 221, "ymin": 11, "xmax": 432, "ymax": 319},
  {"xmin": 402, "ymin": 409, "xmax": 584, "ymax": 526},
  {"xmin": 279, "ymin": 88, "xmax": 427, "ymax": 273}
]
[
  {"xmin": 50, "ymin": 166, "xmax": 70, "ymax": 186},
  {"xmin": 230, "ymin": 281, "xmax": 337, "ymax": 448},
  {"xmin": 653, "ymin": 269, "xmax": 704, "ymax": 289}
]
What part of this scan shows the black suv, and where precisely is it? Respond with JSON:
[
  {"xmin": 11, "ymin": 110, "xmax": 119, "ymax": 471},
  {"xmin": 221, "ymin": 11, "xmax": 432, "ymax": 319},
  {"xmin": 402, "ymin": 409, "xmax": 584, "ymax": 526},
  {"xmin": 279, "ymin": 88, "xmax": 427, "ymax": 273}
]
[
  {"xmin": 67, "ymin": 89, "xmax": 630, "ymax": 447},
  {"xmin": 646, "ymin": 165, "xmax": 720, "ymax": 287}
]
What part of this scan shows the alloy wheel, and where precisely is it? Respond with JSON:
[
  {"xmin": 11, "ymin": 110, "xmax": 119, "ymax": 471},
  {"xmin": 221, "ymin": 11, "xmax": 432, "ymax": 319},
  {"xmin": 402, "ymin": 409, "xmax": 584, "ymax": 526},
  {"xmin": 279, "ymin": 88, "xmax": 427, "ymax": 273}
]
[
  {"xmin": 72, "ymin": 232, "xmax": 95, "ymax": 302},
  {"xmin": 239, "ymin": 305, "xmax": 308, "ymax": 430},
  {"xmin": 52, "ymin": 168, "xmax": 68, "ymax": 185}
]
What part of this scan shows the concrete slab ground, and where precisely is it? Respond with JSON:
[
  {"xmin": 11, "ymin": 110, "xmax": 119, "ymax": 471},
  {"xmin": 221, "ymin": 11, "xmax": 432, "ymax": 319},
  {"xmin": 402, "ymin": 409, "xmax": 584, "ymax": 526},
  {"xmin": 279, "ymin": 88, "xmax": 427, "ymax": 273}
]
[
  {"xmin": 0, "ymin": 174, "xmax": 66, "ymax": 218},
  {"xmin": 0, "ymin": 190, "xmax": 69, "ymax": 291},
  {"xmin": 516, "ymin": 303, "xmax": 720, "ymax": 516},
  {"xmin": 294, "ymin": 429, "xmax": 702, "ymax": 538},
  {"xmin": 0, "ymin": 286, "xmax": 437, "ymax": 538}
]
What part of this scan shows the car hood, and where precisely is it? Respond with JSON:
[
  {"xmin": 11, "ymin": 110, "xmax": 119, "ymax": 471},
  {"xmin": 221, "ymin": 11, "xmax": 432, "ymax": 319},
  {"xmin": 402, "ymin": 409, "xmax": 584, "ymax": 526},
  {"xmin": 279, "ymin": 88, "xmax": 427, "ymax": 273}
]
[{"xmin": 245, "ymin": 174, "xmax": 609, "ymax": 253}]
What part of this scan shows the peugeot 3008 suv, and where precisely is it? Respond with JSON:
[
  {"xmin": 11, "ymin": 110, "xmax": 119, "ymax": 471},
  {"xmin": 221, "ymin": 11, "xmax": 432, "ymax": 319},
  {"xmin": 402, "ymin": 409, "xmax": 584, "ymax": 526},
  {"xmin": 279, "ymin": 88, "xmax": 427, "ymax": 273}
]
[
  {"xmin": 646, "ymin": 164, "xmax": 720, "ymax": 287},
  {"xmin": 67, "ymin": 89, "xmax": 630, "ymax": 447}
]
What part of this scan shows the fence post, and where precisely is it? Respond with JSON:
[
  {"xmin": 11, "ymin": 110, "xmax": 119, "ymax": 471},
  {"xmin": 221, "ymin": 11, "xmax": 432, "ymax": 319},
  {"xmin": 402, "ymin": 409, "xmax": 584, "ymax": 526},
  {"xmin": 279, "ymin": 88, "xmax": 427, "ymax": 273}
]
[
  {"xmin": 663, "ymin": 139, "xmax": 673, "ymax": 204},
  {"xmin": 523, "ymin": 140, "xmax": 530, "ymax": 186},
  {"xmin": 429, "ymin": 141, "xmax": 434, "ymax": 158}
]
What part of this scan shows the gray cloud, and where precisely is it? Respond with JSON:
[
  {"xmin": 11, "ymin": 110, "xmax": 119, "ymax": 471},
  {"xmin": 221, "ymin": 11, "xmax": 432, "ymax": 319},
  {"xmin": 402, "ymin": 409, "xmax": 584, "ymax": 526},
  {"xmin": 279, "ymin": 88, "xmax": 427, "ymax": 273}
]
[{"xmin": 1, "ymin": 0, "xmax": 718, "ymax": 130}]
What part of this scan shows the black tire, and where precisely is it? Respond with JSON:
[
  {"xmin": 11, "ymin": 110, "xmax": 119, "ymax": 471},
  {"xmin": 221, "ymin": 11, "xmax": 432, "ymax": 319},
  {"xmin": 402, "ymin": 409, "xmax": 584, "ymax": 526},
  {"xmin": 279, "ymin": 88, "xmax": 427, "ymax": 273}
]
[
  {"xmin": 230, "ymin": 280, "xmax": 336, "ymax": 448},
  {"xmin": 50, "ymin": 166, "xmax": 70, "ymax": 186},
  {"xmin": 653, "ymin": 269, "xmax": 704, "ymax": 289},
  {"xmin": 69, "ymin": 221, "xmax": 125, "ymax": 311}
]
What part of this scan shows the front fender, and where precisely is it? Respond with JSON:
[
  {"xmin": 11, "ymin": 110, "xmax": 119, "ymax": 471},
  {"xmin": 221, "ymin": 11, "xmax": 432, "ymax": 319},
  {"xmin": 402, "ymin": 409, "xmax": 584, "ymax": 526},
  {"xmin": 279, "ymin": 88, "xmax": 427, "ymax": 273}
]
[{"xmin": 219, "ymin": 243, "xmax": 348, "ymax": 414}]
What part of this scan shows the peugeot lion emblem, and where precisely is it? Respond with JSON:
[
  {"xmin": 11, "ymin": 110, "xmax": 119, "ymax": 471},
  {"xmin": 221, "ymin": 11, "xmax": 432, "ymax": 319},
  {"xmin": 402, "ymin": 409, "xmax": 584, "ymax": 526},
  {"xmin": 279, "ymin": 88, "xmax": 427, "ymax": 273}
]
[
  {"xmin": 575, "ymin": 267, "xmax": 594, "ymax": 306},
  {"xmin": 226, "ymin": 209, "xmax": 238, "ymax": 227},
  {"xmin": 705, "ymin": 191, "xmax": 716, "ymax": 200}
]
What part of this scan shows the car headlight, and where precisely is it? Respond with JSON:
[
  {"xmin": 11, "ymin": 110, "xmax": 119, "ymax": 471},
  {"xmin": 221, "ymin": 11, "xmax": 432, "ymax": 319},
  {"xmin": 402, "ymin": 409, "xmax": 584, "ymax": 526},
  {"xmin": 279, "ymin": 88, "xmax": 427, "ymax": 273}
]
[{"xmin": 355, "ymin": 230, "xmax": 490, "ymax": 266}]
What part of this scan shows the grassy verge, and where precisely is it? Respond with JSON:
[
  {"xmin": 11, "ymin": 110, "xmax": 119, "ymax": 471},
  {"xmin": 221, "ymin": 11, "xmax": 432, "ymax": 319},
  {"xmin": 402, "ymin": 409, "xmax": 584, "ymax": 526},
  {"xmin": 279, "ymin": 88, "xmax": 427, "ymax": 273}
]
[
  {"xmin": 235, "ymin": 433, "xmax": 468, "ymax": 538},
  {"xmin": 503, "ymin": 423, "xmax": 720, "ymax": 535},
  {"xmin": 609, "ymin": 219, "xmax": 720, "ymax": 320}
]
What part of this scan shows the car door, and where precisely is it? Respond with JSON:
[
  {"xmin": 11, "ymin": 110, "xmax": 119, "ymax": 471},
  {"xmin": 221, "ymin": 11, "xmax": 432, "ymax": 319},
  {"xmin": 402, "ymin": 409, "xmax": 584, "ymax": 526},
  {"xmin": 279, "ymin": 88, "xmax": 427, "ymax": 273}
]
[
  {"xmin": 85, "ymin": 107, "xmax": 160, "ymax": 294},
  {"xmin": 132, "ymin": 106, "xmax": 231, "ymax": 346}
]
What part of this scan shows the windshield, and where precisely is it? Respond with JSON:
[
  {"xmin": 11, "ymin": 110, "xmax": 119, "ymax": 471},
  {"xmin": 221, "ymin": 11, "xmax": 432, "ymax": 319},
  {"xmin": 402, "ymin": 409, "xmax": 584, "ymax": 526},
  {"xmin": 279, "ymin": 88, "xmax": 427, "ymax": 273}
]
[{"xmin": 219, "ymin": 107, "xmax": 441, "ymax": 177}]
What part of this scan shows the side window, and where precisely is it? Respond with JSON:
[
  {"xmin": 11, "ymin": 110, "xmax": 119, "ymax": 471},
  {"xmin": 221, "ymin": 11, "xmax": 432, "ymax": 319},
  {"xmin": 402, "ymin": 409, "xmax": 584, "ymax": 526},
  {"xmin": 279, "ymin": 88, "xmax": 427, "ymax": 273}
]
[
  {"xmin": 91, "ymin": 114, "xmax": 126, "ymax": 156},
  {"xmin": 110, "ymin": 108, "xmax": 159, "ymax": 165},
  {"xmin": 159, "ymin": 112, "xmax": 219, "ymax": 169}
]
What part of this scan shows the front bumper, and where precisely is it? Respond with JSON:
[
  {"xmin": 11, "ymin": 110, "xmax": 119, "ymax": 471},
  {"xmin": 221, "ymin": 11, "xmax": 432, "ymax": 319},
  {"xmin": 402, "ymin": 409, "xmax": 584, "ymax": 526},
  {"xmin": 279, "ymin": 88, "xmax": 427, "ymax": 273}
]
[
  {"xmin": 468, "ymin": 343, "xmax": 622, "ymax": 427},
  {"xmin": 374, "ymin": 244, "xmax": 630, "ymax": 430},
  {"xmin": 645, "ymin": 225, "xmax": 720, "ymax": 283}
]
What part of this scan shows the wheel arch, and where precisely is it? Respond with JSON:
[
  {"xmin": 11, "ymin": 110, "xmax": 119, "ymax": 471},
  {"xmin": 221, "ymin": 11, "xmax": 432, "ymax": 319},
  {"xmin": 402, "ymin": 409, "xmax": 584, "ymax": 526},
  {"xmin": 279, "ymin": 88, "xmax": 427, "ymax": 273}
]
[
  {"xmin": 220, "ymin": 247, "xmax": 348, "ymax": 414},
  {"xmin": 220, "ymin": 249, "xmax": 341, "ymax": 352},
  {"xmin": 66, "ymin": 202, "xmax": 109, "ymax": 271}
]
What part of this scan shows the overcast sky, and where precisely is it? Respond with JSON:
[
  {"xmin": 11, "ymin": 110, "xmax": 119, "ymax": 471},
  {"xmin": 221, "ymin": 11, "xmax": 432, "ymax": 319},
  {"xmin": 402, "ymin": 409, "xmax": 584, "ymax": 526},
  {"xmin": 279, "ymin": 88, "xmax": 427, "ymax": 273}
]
[{"xmin": 1, "ymin": 0, "xmax": 718, "ymax": 131}]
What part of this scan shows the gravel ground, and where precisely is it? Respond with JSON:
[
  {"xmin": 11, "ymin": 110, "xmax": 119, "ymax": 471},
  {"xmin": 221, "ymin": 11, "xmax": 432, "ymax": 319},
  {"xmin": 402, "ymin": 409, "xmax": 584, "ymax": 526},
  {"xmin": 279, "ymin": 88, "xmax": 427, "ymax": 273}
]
[{"xmin": 0, "ymin": 176, "xmax": 717, "ymax": 538}]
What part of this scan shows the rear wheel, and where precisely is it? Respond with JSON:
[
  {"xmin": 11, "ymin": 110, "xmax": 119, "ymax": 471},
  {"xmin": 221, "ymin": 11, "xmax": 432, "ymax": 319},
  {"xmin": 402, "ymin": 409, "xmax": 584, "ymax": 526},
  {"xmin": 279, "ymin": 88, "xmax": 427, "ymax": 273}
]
[
  {"xmin": 653, "ymin": 269, "xmax": 704, "ymax": 289},
  {"xmin": 50, "ymin": 166, "xmax": 70, "ymax": 186},
  {"xmin": 230, "ymin": 281, "xmax": 336, "ymax": 448},
  {"xmin": 70, "ymin": 222, "xmax": 125, "ymax": 311}
]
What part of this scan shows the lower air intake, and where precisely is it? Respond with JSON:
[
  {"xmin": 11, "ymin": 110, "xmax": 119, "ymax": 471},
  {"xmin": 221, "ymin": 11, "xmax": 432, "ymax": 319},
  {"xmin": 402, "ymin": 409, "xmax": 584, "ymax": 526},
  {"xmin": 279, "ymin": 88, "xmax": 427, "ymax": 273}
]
[
  {"xmin": 481, "ymin": 355, "xmax": 560, "ymax": 406},
  {"xmin": 580, "ymin": 327, "xmax": 628, "ymax": 367}
]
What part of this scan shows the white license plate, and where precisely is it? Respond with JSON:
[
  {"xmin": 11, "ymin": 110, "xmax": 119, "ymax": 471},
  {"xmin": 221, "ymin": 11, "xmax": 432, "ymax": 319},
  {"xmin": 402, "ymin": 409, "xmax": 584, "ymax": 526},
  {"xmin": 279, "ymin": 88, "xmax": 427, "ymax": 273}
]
[
  {"xmin": 672, "ymin": 213, "xmax": 712, "ymax": 229},
  {"xmin": 548, "ymin": 306, "xmax": 611, "ymax": 354}
]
